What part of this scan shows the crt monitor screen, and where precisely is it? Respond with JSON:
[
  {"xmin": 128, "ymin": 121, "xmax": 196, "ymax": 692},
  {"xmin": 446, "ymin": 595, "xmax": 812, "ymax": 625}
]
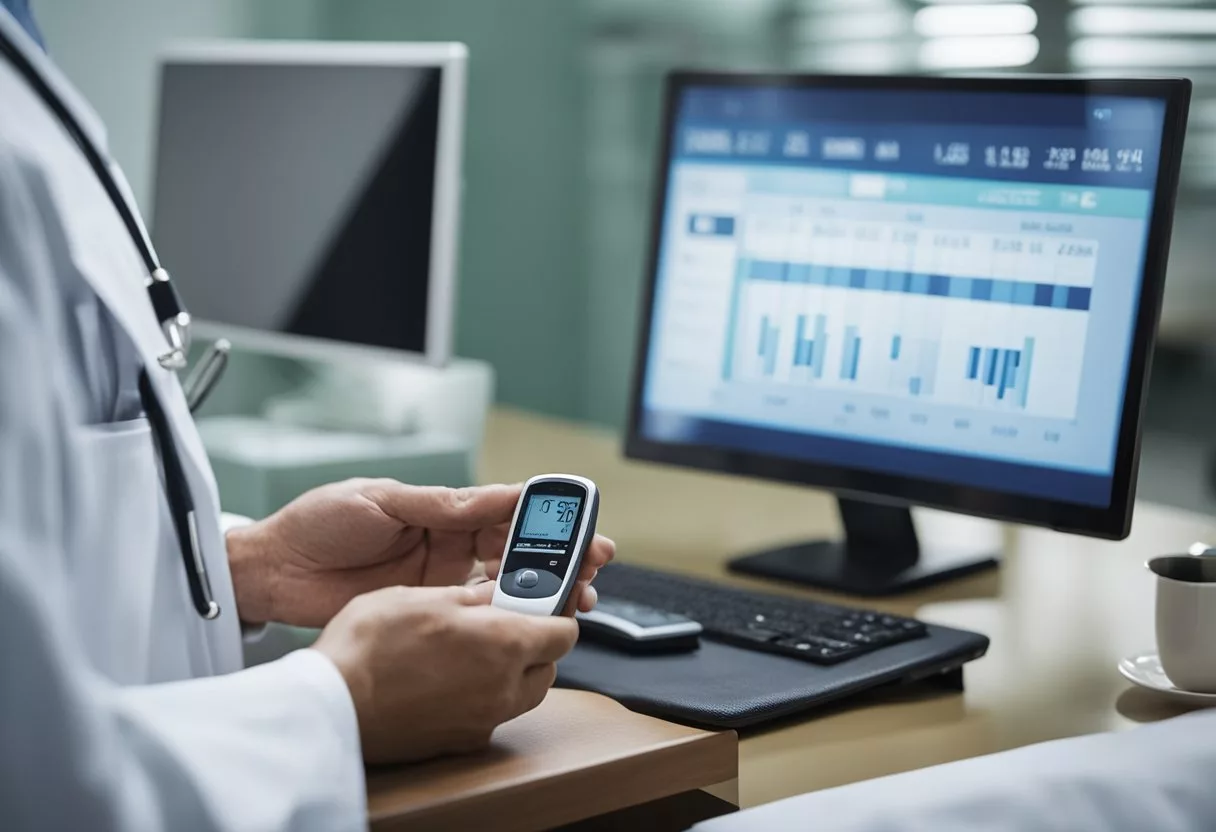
[
  {"xmin": 634, "ymin": 80, "xmax": 1171, "ymax": 512},
  {"xmin": 152, "ymin": 59, "xmax": 443, "ymax": 358}
]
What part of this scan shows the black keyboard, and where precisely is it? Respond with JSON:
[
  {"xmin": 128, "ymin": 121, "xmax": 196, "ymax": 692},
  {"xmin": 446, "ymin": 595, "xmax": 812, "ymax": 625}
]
[{"xmin": 593, "ymin": 563, "xmax": 928, "ymax": 665}]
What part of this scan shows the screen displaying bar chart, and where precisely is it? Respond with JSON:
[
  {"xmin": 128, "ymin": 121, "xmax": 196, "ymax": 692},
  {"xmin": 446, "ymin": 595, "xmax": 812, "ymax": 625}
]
[
  {"xmin": 725, "ymin": 212, "xmax": 1093, "ymax": 420},
  {"xmin": 638, "ymin": 83, "xmax": 1164, "ymax": 506}
]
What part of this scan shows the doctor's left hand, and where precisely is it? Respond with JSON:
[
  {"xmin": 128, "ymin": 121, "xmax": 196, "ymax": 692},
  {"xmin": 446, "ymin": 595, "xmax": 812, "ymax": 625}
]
[{"xmin": 226, "ymin": 478, "xmax": 615, "ymax": 628}]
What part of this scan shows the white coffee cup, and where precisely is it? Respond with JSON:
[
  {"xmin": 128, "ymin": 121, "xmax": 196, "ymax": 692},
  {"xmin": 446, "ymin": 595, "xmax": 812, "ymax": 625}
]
[{"xmin": 1149, "ymin": 553, "xmax": 1216, "ymax": 693}]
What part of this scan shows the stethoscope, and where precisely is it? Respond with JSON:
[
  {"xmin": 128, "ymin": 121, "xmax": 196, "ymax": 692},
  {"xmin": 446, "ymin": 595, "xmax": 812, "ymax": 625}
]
[{"xmin": 0, "ymin": 25, "xmax": 226, "ymax": 620}]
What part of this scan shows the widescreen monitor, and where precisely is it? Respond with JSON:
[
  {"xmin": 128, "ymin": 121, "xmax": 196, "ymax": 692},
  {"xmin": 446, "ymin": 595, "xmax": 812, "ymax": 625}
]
[{"xmin": 627, "ymin": 73, "xmax": 1190, "ymax": 594}]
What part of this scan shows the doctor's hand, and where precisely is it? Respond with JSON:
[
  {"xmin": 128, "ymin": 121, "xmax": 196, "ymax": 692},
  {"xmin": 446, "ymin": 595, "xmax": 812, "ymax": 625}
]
[
  {"xmin": 314, "ymin": 584, "xmax": 577, "ymax": 764},
  {"xmin": 227, "ymin": 479, "xmax": 615, "ymax": 627}
]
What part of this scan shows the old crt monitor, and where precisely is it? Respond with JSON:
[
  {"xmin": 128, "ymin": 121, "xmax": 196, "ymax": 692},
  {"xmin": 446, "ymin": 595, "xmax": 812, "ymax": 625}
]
[
  {"xmin": 627, "ymin": 73, "xmax": 1190, "ymax": 596},
  {"xmin": 152, "ymin": 41, "xmax": 466, "ymax": 367}
]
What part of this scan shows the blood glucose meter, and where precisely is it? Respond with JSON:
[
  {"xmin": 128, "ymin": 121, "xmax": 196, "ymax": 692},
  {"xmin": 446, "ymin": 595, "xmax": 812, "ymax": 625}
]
[{"xmin": 491, "ymin": 474, "xmax": 599, "ymax": 616}]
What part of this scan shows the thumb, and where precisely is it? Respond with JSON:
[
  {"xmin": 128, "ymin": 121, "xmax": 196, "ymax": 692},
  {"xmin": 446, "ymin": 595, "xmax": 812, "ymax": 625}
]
[
  {"xmin": 365, "ymin": 481, "xmax": 523, "ymax": 531},
  {"xmin": 376, "ymin": 584, "xmax": 481, "ymax": 607}
]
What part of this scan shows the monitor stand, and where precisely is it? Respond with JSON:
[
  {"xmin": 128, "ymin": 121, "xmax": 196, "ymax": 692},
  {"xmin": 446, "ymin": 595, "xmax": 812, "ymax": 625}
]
[{"xmin": 727, "ymin": 497, "xmax": 1000, "ymax": 597}]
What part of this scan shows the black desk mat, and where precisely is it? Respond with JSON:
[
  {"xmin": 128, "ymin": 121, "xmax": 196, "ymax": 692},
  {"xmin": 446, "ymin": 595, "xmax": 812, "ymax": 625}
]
[{"xmin": 557, "ymin": 623, "xmax": 988, "ymax": 729}]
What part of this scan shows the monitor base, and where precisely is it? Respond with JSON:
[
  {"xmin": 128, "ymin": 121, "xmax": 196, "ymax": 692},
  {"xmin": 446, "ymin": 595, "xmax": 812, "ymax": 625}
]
[
  {"xmin": 727, "ymin": 498, "xmax": 1000, "ymax": 597},
  {"xmin": 728, "ymin": 542, "xmax": 999, "ymax": 597}
]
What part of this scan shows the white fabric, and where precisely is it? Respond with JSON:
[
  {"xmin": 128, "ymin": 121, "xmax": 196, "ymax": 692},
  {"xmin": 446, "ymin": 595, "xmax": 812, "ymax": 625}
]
[
  {"xmin": 695, "ymin": 709, "xmax": 1216, "ymax": 832},
  {"xmin": 0, "ymin": 8, "xmax": 365, "ymax": 829},
  {"xmin": 220, "ymin": 512, "xmax": 256, "ymax": 535}
]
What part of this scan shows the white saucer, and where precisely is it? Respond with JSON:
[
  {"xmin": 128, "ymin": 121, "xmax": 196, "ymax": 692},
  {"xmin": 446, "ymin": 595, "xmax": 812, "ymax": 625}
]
[{"xmin": 1118, "ymin": 651, "xmax": 1216, "ymax": 706}]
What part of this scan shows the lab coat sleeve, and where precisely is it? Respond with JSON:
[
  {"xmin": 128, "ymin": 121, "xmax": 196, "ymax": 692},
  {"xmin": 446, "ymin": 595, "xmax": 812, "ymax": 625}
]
[
  {"xmin": 0, "ymin": 550, "xmax": 365, "ymax": 831},
  {"xmin": 0, "ymin": 143, "xmax": 366, "ymax": 831},
  {"xmin": 693, "ymin": 710, "xmax": 1216, "ymax": 832}
]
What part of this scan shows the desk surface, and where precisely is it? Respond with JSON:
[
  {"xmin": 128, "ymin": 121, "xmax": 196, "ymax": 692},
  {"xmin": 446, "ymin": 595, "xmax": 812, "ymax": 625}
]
[
  {"xmin": 366, "ymin": 688, "xmax": 736, "ymax": 831},
  {"xmin": 479, "ymin": 407, "xmax": 1216, "ymax": 809}
]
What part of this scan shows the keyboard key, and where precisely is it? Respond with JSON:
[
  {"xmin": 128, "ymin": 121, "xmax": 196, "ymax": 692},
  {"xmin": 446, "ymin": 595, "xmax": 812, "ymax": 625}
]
[
  {"xmin": 742, "ymin": 625, "xmax": 785, "ymax": 642},
  {"xmin": 778, "ymin": 640, "xmax": 842, "ymax": 659},
  {"xmin": 798, "ymin": 634, "xmax": 854, "ymax": 650}
]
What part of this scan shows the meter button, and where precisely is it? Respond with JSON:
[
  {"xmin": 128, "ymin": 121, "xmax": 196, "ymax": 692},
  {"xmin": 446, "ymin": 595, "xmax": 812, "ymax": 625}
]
[{"xmin": 516, "ymin": 570, "xmax": 540, "ymax": 589}]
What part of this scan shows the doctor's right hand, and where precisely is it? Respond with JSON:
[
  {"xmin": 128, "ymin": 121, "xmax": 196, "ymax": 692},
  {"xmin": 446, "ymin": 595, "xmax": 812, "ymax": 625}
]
[{"xmin": 312, "ymin": 583, "xmax": 577, "ymax": 764}]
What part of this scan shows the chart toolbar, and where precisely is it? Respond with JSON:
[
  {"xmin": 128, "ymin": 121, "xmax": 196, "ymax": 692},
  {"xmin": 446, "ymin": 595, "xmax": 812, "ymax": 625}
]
[
  {"xmin": 677, "ymin": 125, "xmax": 1159, "ymax": 188},
  {"xmin": 674, "ymin": 87, "xmax": 1165, "ymax": 189}
]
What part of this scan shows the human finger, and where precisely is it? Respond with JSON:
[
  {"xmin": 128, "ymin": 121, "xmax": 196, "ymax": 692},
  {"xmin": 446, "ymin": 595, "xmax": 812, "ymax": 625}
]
[
  {"xmin": 515, "ymin": 662, "xmax": 558, "ymax": 716},
  {"xmin": 465, "ymin": 577, "xmax": 496, "ymax": 605},
  {"xmin": 481, "ymin": 557, "xmax": 502, "ymax": 581},
  {"xmin": 512, "ymin": 614, "xmax": 579, "ymax": 665},
  {"xmin": 576, "ymin": 582, "xmax": 598, "ymax": 613},
  {"xmin": 583, "ymin": 535, "xmax": 615, "ymax": 574},
  {"xmin": 366, "ymin": 481, "xmax": 523, "ymax": 531},
  {"xmin": 567, "ymin": 535, "xmax": 613, "ymax": 588},
  {"xmin": 473, "ymin": 521, "xmax": 512, "ymax": 564}
]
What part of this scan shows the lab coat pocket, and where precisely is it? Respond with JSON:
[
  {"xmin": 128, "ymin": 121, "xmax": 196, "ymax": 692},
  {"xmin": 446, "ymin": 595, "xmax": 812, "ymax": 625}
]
[{"xmin": 66, "ymin": 416, "xmax": 164, "ymax": 683}]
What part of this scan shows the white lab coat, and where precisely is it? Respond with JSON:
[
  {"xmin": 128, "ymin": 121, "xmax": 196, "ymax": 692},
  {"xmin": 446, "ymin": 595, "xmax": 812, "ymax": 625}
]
[
  {"xmin": 0, "ymin": 11, "xmax": 365, "ymax": 830},
  {"xmin": 693, "ymin": 708, "xmax": 1216, "ymax": 832}
]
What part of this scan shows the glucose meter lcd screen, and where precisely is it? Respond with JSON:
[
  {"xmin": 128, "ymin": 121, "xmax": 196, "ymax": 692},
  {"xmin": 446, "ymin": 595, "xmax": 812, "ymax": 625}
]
[{"xmin": 519, "ymin": 495, "xmax": 583, "ymax": 542}]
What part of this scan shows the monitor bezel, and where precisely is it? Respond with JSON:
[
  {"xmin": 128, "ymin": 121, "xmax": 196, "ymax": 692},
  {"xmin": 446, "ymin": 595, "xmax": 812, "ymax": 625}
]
[
  {"xmin": 625, "ymin": 72, "xmax": 1191, "ymax": 540},
  {"xmin": 152, "ymin": 40, "xmax": 467, "ymax": 368}
]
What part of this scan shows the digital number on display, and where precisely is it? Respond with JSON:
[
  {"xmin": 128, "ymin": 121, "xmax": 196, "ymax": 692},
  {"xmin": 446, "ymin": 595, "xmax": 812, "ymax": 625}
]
[{"xmin": 519, "ymin": 495, "xmax": 582, "ymax": 542}]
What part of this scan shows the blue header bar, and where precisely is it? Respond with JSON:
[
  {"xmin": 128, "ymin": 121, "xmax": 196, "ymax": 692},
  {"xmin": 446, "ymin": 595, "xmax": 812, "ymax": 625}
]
[
  {"xmin": 675, "ymin": 87, "xmax": 1166, "ymax": 190},
  {"xmin": 722, "ymin": 168, "xmax": 1153, "ymax": 218}
]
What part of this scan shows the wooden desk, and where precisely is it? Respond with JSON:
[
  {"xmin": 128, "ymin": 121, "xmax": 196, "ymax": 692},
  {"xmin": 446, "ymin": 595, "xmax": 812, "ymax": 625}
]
[
  {"xmin": 367, "ymin": 689, "xmax": 736, "ymax": 831},
  {"xmin": 480, "ymin": 407, "xmax": 1216, "ymax": 809}
]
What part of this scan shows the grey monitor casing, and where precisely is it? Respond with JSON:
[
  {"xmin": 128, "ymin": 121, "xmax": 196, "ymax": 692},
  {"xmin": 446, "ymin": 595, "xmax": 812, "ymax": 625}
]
[{"xmin": 151, "ymin": 40, "xmax": 467, "ymax": 367}]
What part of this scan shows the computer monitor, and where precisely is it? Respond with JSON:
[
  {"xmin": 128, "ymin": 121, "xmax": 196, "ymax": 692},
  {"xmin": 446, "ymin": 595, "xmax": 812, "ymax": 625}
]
[
  {"xmin": 151, "ymin": 41, "xmax": 467, "ymax": 367},
  {"xmin": 627, "ymin": 73, "xmax": 1191, "ymax": 596}
]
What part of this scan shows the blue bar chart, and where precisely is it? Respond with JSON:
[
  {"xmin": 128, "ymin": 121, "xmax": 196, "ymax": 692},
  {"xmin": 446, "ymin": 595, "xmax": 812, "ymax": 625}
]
[
  {"xmin": 839, "ymin": 326, "xmax": 861, "ymax": 381},
  {"xmin": 792, "ymin": 314, "xmax": 828, "ymax": 378},
  {"xmin": 728, "ymin": 256, "xmax": 1085, "ymax": 419},
  {"xmin": 892, "ymin": 336, "xmax": 940, "ymax": 398},
  {"xmin": 723, "ymin": 203, "xmax": 1094, "ymax": 420},
  {"xmin": 640, "ymin": 158, "xmax": 1137, "ymax": 481},
  {"xmin": 758, "ymin": 315, "xmax": 780, "ymax": 377},
  {"xmin": 966, "ymin": 339, "xmax": 1034, "ymax": 407}
]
